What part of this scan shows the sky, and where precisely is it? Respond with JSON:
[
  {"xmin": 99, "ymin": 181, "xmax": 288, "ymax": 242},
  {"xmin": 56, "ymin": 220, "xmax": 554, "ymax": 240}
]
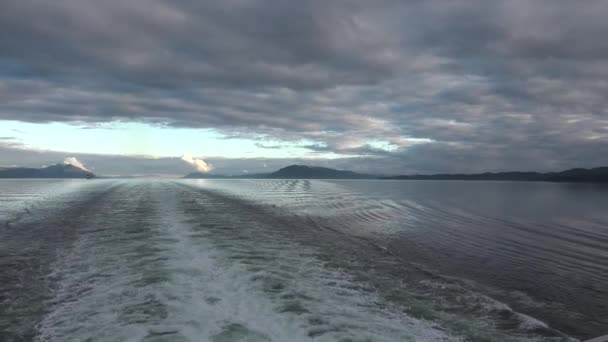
[{"xmin": 1, "ymin": 0, "xmax": 608, "ymax": 176}]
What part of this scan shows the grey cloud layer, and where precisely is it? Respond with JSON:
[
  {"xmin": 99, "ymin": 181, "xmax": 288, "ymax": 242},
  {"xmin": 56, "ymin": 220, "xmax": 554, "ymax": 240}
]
[{"xmin": 1, "ymin": 0, "xmax": 608, "ymax": 172}]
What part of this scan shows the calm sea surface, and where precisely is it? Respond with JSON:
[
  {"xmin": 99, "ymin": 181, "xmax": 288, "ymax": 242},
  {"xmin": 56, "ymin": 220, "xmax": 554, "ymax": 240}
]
[{"xmin": 1, "ymin": 179, "xmax": 606, "ymax": 341}]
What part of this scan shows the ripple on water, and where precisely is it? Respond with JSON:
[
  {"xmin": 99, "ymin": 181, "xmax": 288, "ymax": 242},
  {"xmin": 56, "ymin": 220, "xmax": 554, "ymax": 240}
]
[{"xmin": 212, "ymin": 323, "xmax": 271, "ymax": 342}]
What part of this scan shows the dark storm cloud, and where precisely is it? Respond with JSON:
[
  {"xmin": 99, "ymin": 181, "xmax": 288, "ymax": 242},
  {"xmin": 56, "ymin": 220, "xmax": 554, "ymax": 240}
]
[{"xmin": 1, "ymin": 0, "xmax": 608, "ymax": 172}]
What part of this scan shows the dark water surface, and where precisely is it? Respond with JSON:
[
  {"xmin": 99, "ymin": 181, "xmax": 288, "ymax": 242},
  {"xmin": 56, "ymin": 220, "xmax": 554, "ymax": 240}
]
[{"xmin": 1, "ymin": 179, "xmax": 606, "ymax": 341}]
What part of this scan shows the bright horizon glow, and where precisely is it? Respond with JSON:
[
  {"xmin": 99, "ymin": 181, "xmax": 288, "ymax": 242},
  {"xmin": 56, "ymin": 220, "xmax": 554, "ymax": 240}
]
[{"xmin": 0, "ymin": 120, "xmax": 359, "ymax": 159}]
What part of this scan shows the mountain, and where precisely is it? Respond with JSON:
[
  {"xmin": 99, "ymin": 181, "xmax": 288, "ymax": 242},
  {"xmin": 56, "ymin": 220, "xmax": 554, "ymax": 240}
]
[
  {"xmin": 0, "ymin": 164, "xmax": 96, "ymax": 179},
  {"xmin": 183, "ymin": 165, "xmax": 372, "ymax": 179},
  {"xmin": 183, "ymin": 165, "xmax": 608, "ymax": 183},
  {"xmin": 545, "ymin": 167, "xmax": 608, "ymax": 182},
  {"xmin": 268, "ymin": 165, "xmax": 372, "ymax": 179},
  {"xmin": 183, "ymin": 172, "xmax": 270, "ymax": 179},
  {"xmin": 382, "ymin": 171, "xmax": 545, "ymax": 181},
  {"xmin": 383, "ymin": 167, "xmax": 608, "ymax": 183}
]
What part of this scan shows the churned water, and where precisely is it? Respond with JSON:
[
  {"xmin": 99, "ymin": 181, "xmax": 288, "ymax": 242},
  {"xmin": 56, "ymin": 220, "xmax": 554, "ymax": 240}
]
[{"xmin": 1, "ymin": 179, "xmax": 606, "ymax": 341}]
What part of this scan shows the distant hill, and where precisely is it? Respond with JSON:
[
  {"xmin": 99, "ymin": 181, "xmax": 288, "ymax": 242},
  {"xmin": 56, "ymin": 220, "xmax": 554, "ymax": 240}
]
[
  {"xmin": 0, "ymin": 164, "xmax": 96, "ymax": 179},
  {"xmin": 268, "ymin": 165, "xmax": 372, "ymax": 179},
  {"xmin": 545, "ymin": 167, "xmax": 608, "ymax": 183},
  {"xmin": 183, "ymin": 165, "xmax": 372, "ymax": 179},
  {"xmin": 183, "ymin": 165, "xmax": 608, "ymax": 183},
  {"xmin": 383, "ymin": 167, "xmax": 608, "ymax": 183},
  {"xmin": 183, "ymin": 172, "xmax": 270, "ymax": 179}
]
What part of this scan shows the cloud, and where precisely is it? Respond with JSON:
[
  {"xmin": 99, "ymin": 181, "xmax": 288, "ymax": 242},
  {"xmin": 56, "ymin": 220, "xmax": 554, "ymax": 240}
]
[
  {"xmin": 181, "ymin": 152, "xmax": 212, "ymax": 172},
  {"xmin": 254, "ymin": 143, "xmax": 282, "ymax": 149},
  {"xmin": 0, "ymin": 136, "xmax": 24, "ymax": 149},
  {"xmin": 1, "ymin": 1, "xmax": 608, "ymax": 171},
  {"xmin": 63, "ymin": 157, "xmax": 89, "ymax": 171}
]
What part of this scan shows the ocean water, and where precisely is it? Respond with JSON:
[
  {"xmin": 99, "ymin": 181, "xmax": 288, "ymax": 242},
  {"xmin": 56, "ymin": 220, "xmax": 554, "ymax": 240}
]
[{"xmin": 1, "ymin": 179, "xmax": 606, "ymax": 342}]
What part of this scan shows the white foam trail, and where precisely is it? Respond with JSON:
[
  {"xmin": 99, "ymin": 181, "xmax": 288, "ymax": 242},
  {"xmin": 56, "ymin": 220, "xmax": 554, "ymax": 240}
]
[
  {"xmin": 35, "ymin": 183, "xmax": 308, "ymax": 341},
  {"xmin": 174, "ymin": 184, "xmax": 459, "ymax": 342},
  {"xmin": 36, "ymin": 182, "xmax": 457, "ymax": 342},
  {"xmin": 153, "ymin": 191, "xmax": 310, "ymax": 341}
]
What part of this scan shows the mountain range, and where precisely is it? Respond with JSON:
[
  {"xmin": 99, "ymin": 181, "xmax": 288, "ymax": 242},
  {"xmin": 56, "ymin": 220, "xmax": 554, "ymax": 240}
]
[
  {"xmin": 183, "ymin": 165, "xmax": 372, "ymax": 179},
  {"xmin": 0, "ymin": 164, "xmax": 95, "ymax": 179},
  {"xmin": 1, "ymin": 163, "xmax": 606, "ymax": 183},
  {"xmin": 185, "ymin": 165, "xmax": 608, "ymax": 183},
  {"xmin": 381, "ymin": 167, "xmax": 608, "ymax": 183}
]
